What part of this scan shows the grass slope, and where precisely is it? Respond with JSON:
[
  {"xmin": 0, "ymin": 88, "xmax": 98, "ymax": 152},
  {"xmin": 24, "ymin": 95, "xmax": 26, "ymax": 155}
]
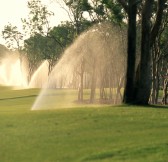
[{"xmin": 0, "ymin": 87, "xmax": 168, "ymax": 162}]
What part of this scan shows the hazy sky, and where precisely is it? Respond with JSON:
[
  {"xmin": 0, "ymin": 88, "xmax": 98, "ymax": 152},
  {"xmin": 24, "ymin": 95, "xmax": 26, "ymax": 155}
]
[{"xmin": 0, "ymin": 0, "xmax": 69, "ymax": 45}]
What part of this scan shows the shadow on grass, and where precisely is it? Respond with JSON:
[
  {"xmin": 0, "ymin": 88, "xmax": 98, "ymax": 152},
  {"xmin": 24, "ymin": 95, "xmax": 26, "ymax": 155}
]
[
  {"xmin": 0, "ymin": 95, "xmax": 37, "ymax": 101},
  {"xmin": 82, "ymin": 143, "xmax": 168, "ymax": 161},
  {"xmin": 112, "ymin": 104, "xmax": 168, "ymax": 109}
]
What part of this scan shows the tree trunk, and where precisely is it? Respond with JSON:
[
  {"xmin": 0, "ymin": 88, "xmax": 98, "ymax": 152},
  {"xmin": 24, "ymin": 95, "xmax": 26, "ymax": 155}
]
[
  {"xmin": 118, "ymin": 0, "xmax": 166, "ymax": 105},
  {"xmin": 123, "ymin": 0, "xmax": 137, "ymax": 104},
  {"xmin": 150, "ymin": 0, "xmax": 167, "ymax": 46},
  {"xmin": 151, "ymin": 60, "xmax": 160, "ymax": 104},
  {"xmin": 90, "ymin": 59, "xmax": 97, "ymax": 103},
  {"xmin": 78, "ymin": 58, "xmax": 85, "ymax": 102},
  {"xmin": 162, "ymin": 78, "xmax": 168, "ymax": 105},
  {"xmin": 150, "ymin": 43, "xmax": 160, "ymax": 104},
  {"xmin": 116, "ymin": 75, "xmax": 125, "ymax": 104},
  {"xmin": 134, "ymin": 0, "xmax": 154, "ymax": 105}
]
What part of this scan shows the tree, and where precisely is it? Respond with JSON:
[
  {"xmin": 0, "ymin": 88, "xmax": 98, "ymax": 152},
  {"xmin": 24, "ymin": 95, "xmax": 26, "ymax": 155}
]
[
  {"xmin": 133, "ymin": 0, "xmax": 154, "ymax": 104},
  {"xmin": 118, "ymin": 0, "xmax": 167, "ymax": 105},
  {"xmin": 24, "ymin": 21, "xmax": 76, "ymax": 81},
  {"xmin": 22, "ymin": 0, "xmax": 65, "ymax": 78},
  {"xmin": 53, "ymin": 0, "xmax": 127, "ymax": 102},
  {"xmin": 123, "ymin": 0, "xmax": 137, "ymax": 103},
  {"xmin": 2, "ymin": 23, "xmax": 25, "ymax": 84},
  {"xmin": 24, "ymin": 34, "xmax": 44, "ymax": 81},
  {"xmin": 2, "ymin": 23, "xmax": 23, "ymax": 51},
  {"xmin": 88, "ymin": 0, "xmax": 125, "ymax": 24},
  {"xmin": 55, "ymin": 0, "xmax": 93, "ymax": 36},
  {"xmin": 54, "ymin": 0, "xmax": 91, "ymax": 101},
  {"xmin": 162, "ymin": 75, "xmax": 168, "ymax": 104},
  {"xmin": 22, "ymin": 0, "xmax": 54, "ymax": 36},
  {"xmin": 158, "ymin": 24, "xmax": 168, "ymax": 104},
  {"xmin": 150, "ymin": 7, "xmax": 168, "ymax": 104},
  {"xmin": 49, "ymin": 21, "xmax": 75, "ymax": 48}
]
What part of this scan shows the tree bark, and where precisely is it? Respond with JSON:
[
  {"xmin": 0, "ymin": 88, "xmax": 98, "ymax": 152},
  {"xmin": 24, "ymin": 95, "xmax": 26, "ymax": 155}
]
[
  {"xmin": 90, "ymin": 59, "xmax": 97, "ymax": 103},
  {"xmin": 78, "ymin": 58, "xmax": 84, "ymax": 102},
  {"xmin": 134, "ymin": 0, "xmax": 154, "ymax": 105},
  {"xmin": 117, "ymin": 0, "xmax": 166, "ymax": 105},
  {"xmin": 150, "ymin": 0, "xmax": 167, "ymax": 46},
  {"xmin": 123, "ymin": 0, "xmax": 137, "ymax": 104},
  {"xmin": 162, "ymin": 78, "xmax": 168, "ymax": 105}
]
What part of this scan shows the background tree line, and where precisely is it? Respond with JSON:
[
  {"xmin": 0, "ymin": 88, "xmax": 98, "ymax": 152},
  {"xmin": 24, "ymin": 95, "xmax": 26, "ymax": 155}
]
[{"xmin": 1, "ymin": 0, "xmax": 168, "ymax": 105}]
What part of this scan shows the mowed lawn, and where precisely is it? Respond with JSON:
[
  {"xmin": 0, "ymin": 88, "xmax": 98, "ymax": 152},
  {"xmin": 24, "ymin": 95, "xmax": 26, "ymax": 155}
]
[{"xmin": 0, "ymin": 87, "xmax": 168, "ymax": 162}]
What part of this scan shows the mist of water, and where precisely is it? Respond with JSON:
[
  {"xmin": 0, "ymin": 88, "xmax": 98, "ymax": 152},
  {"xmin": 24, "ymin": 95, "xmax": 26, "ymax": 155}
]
[
  {"xmin": 0, "ymin": 23, "xmax": 127, "ymax": 110},
  {"xmin": 0, "ymin": 53, "xmax": 28, "ymax": 88},
  {"xmin": 31, "ymin": 23, "xmax": 127, "ymax": 110},
  {"xmin": 0, "ymin": 54, "xmax": 49, "ymax": 89},
  {"xmin": 29, "ymin": 60, "xmax": 49, "ymax": 88}
]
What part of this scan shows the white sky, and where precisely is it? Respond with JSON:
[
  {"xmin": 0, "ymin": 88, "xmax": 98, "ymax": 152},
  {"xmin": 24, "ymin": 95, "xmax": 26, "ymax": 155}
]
[{"xmin": 0, "ymin": 0, "xmax": 70, "ymax": 46}]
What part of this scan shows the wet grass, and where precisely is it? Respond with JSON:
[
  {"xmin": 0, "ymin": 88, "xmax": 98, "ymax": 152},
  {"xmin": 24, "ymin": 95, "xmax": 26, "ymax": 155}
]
[
  {"xmin": 0, "ymin": 87, "xmax": 39, "ymax": 111},
  {"xmin": 0, "ymin": 87, "xmax": 168, "ymax": 162}
]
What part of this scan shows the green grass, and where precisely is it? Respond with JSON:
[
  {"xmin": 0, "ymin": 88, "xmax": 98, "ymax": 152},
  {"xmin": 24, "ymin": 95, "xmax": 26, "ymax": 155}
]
[{"xmin": 0, "ymin": 87, "xmax": 168, "ymax": 162}]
